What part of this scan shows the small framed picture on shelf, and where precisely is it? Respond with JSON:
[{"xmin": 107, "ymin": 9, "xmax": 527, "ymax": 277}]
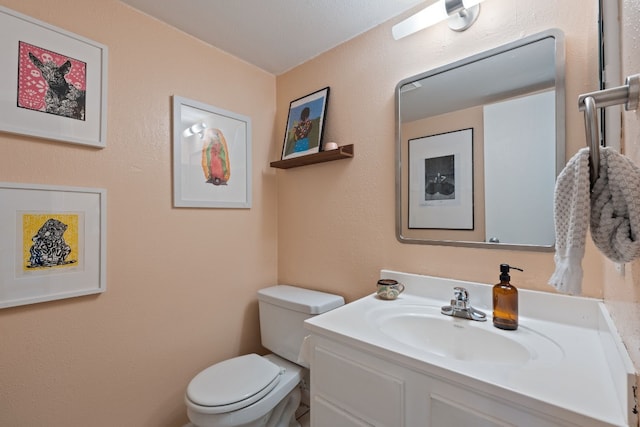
[{"xmin": 281, "ymin": 87, "xmax": 330, "ymax": 160}]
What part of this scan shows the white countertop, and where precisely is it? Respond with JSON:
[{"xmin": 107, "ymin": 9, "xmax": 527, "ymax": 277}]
[{"xmin": 304, "ymin": 270, "xmax": 636, "ymax": 427}]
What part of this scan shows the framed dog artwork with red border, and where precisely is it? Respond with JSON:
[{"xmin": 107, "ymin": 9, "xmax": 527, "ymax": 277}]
[{"xmin": 0, "ymin": 6, "xmax": 108, "ymax": 148}]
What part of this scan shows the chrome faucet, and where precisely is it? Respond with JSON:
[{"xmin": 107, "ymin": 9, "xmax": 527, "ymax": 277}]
[{"xmin": 441, "ymin": 287, "xmax": 487, "ymax": 322}]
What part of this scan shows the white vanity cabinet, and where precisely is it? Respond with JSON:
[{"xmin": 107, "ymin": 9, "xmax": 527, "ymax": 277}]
[
  {"xmin": 309, "ymin": 335, "xmax": 585, "ymax": 427},
  {"xmin": 304, "ymin": 270, "xmax": 636, "ymax": 427}
]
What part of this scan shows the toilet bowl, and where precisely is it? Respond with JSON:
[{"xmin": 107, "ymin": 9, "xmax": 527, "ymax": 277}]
[
  {"xmin": 186, "ymin": 354, "xmax": 302, "ymax": 427},
  {"xmin": 184, "ymin": 285, "xmax": 344, "ymax": 427}
]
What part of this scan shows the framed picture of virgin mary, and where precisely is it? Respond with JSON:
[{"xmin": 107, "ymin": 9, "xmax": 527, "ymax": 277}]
[{"xmin": 172, "ymin": 96, "xmax": 252, "ymax": 209}]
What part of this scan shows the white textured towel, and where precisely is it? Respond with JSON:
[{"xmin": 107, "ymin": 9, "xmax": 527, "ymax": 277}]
[
  {"xmin": 549, "ymin": 148, "xmax": 590, "ymax": 295},
  {"xmin": 591, "ymin": 147, "xmax": 640, "ymax": 263},
  {"xmin": 550, "ymin": 147, "xmax": 640, "ymax": 295}
]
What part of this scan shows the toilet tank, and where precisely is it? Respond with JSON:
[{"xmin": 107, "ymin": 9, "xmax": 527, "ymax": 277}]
[{"xmin": 257, "ymin": 285, "xmax": 344, "ymax": 366}]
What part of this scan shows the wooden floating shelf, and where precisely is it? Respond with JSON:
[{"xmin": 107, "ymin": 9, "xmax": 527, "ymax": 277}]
[{"xmin": 270, "ymin": 144, "xmax": 354, "ymax": 169}]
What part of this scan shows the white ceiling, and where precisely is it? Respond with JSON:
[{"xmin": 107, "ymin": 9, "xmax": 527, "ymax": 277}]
[{"xmin": 119, "ymin": 0, "xmax": 426, "ymax": 75}]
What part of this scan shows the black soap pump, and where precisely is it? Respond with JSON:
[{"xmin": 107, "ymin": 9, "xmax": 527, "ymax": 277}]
[{"xmin": 492, "ymin": 264, "xmax": 523, "ymax": 330}]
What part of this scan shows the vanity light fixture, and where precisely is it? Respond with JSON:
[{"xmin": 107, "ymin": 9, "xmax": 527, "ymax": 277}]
[
  {"xmin": 183, "ymin": 122, "xmax": 207, "ymax": 138},
  {"xmin": 392, "ymin": 0, "xmax": 486, "ymax": 40}
]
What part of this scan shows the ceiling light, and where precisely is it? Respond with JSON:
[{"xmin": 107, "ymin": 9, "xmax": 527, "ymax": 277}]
[{"xmin": 392, "ymin": 0, "xmax": 486, "ymax": 40}]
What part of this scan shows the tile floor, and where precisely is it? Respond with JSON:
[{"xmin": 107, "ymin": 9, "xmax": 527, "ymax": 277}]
[{"xmin": 296, "ymin": 402, "xmax": 310, "ymax": 426}]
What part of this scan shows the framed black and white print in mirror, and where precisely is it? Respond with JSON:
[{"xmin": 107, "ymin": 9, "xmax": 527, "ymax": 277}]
[{"xmin": 408, "ymin": 128, "xmax": 474, "ymax": 230}]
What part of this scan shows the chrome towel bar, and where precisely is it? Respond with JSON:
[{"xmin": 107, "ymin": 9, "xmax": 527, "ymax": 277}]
[{"xmin": 578, "ymin": 74, "xmax": 640, "ymax": 187}]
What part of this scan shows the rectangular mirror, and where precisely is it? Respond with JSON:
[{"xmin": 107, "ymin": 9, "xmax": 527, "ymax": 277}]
[{"xmin": 396, "ymin": 29, "xmax": 565, "ymax": 251}]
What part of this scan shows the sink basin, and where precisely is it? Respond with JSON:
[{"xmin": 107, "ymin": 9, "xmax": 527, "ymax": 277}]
[{"xmin": 367, "ymin": 304, "xmax": 564, "ymax": 365}]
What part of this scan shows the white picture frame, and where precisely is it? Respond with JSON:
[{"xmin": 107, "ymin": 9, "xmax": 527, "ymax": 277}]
[
  {"xmin": 409, "ymin": 128, "xmax": 474, "ymax": 230},
  {"xmin": 0, "ymin": 6, "xmax": 108, "ymax": 148},
  {"xmin": 172, "ymin": 96, "xmax": 252, "ymax": 208},
  {"xmin": 0, "ymin": 183, "xmax": 107, "ymax": 309}
]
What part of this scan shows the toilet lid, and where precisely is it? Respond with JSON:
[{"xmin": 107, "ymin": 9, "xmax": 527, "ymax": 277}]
[{"xmin": 187, "ymin": 354, "xmax": 282, "ymax": 411}]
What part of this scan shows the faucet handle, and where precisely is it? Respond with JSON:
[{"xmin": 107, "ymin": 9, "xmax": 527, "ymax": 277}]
[
  {"xmin": 451, "ymin": 287, "xmax": 469, "ymax": 310},
  {"xmin": 442, "ymin": 286, "xmax": 487, "ymax": 322},
  {"xmin": 453, "ymin": 287, "xmax": 468, "ymax": 301}
]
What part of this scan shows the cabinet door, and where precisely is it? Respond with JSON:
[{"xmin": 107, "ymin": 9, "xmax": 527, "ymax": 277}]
[
  {"xmin": 422, "ymin": 378, "xmax": 580, "ymax": 427},
  {"xmin": 430, "ymin": 394, "xmax": 513, "ymax": 427},
  {"xmin": 309, "ymin": 335, "xmax": 587, "ymax": 427},
  {"xmin": 312, "ymin": 345, "xmax": 405, "ymax": 427},
  {"xmin": 313, "ymin": 396, "xmax": 374, "ymax": 427}
]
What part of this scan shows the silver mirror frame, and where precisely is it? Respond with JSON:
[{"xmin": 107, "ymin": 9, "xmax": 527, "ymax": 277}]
[{"xmin": 395, "ymin": 29, "xmax": 565, "ymax": 251}]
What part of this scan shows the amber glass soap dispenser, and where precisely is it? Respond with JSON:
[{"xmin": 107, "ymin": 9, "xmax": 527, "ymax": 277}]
[{"xmin": 493, "ymin": 264, "xmax": 523, "ymax": 330}]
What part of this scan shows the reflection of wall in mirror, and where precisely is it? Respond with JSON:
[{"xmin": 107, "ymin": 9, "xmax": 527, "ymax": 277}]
[
  {"xmin": 483, "ymin": 90, "xmax": 555, "ymax": 246},
  {"xmin": 401, "ymin": 90, "xmax": 555, "ymax": 246}
]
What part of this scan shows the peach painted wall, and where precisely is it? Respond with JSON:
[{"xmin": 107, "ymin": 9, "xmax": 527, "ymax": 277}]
[
  {"xmin": 604, "ymin": 0, "xmax": 640, "ymax": 377},
  {"xmin": 0, "ymin": 0, "xmax": 277, "ymax": 426},
  {"xmin": 276, "ymin": 0, "xmax": 602, "ymax": 304}
]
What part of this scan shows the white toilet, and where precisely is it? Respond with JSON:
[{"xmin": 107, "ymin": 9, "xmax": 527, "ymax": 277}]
[{"xmin": 185, "ymin": 285, "xmax": 344, "ymax": 427}]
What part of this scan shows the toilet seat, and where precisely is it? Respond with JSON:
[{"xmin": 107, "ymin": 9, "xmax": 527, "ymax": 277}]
[{"xmin": 186, "ymin": 353, "xmax": 283, "ymax": 414}]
